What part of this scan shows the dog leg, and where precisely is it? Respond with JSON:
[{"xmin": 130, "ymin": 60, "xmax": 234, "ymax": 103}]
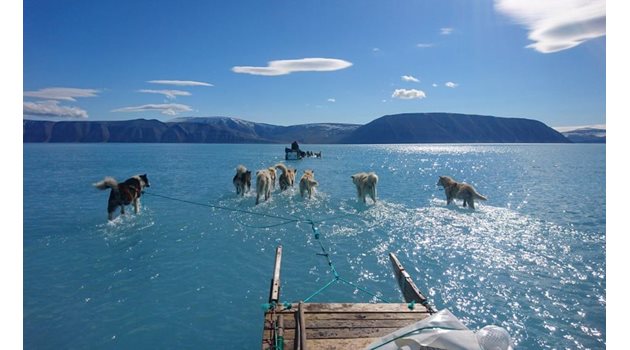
[
  {"xmin": 469, "ymin": 199, "xmax": 475, "ymax": 209},
  {"xmin": 134, "ymin": 199, "xmax": 140, "ymax": 214}
]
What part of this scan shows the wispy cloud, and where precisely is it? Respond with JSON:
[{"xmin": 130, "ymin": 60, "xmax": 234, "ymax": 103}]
[
  {"xmin": 138, "ymin": 89, "xmax": 191, "ymax": 99},
  {"xmin": 440, "ymin": 27, "xmax": 454, "ymax": 35},
  {"xmin": 112, "ymin": 103, "xmax": 193, "ymax": 116},
  {"xmin": 416, "ymin": 43, "xmax": 434, "ymax": 48},
  {"xmin": 401, "ymin": 75, "xmax": 420, "ymax": 83},
  {"xmin": 495, "ymin": 0, "xmax": 605, "ymax": 53},
  {"xmin": 148, "ymin": 80, "xmax": 213, "ymax": 87},
  {"xmin": 372, "ymin": 48, "xmax": 381, "ymax": 52},
  {"xmin": 23, "ymin": 100, "xmax": 88, "ymax": 118},
  {"xmin": 432, "ymin": 83, "xmax": 438, "ymax": 87},
  {"xmin": 392, "ymin": 89, "xmax": 427, "ymax": 100},
  {"xmin": 232, "ymin": 58, "xmax": 353, "ymax": 76},
  {"xmin": 327, "ymin": 98, "xmax": 336, "ymax": 102},
  {"xmin": 445, "ymin": 82, "xmax": 459, "ymax": 88},
  {"xmin": 24, "ymin": 87, "xmax": 99, "ymax": 101}
]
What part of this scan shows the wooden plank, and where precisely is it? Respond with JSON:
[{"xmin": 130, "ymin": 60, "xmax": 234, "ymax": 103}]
[
  {"xmin": 269, "ymin": 245, "xmax": 283, "ymax": 303},
  {"xmin": 292, "ymin": 312, "xmax": 427, "ymax": 321},
  {"xmin": 264, "ymin": 326, "xmax": 404, "ymax": 340},
  {"xmin": 280, "ymin": 317, "xmax": 426, "ymax": 330},
  {"xmin": 264, "ymin": 311, "xmax": 427, "ymax": 326},
  {"xmin": 298, "ymin": 302, "xmax": 308, "ymax": 350},
  {"xmin": 297, "ymin": 303, "xmax": 429, "ymax": 313},
  {"xmin": 389, "ymin": 253, "xmax": 436, "ymax": 313},
  {"xmin": 306, "ymin": 338, "xmax": 378, "ymax": 350},
  {"xmin": 277, "ymin": 314, "xmax": 285, "ymax": 348}
]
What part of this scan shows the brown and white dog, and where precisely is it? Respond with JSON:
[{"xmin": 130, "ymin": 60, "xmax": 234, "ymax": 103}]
[
  {"xmin": 233, "ymin": 165, "xmax": 252, "ymax": 196},
  {"xmin": 267, "ymin": 167, "xmax": 277, "ymax": 190},
  {"xmin": 275, "ymin": 163, "xmax": 297, "ymax": 191},
  {"xmin": 437, "ymin": 175, "xmax": 487, "ymax": 209},
  {"xmin": 94, "ymin": 174, "xmax": 150, "ymax": 221},
  {"xmin": 255, "ymin": 169, "xmax": 273, "ymax": 205},
  {"xmin": 299, "ymin": 169, "xmax": 318, "ymax": 199},
  {"xmin": 351, "ymin": 172, "xmax": 378, "ymax": 204}
]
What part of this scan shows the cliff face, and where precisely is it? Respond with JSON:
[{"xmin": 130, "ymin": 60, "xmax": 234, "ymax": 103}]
[{"xmin": 23, "ymin": 113, "xmax": 571, "ymax": 144}]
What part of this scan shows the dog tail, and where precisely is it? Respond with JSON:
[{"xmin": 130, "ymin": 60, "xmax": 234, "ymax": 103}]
[
  {"xmin": 474, "ymin": 191, "xmax": 487, "ymax": 201},
  {"xmin": 93, "ymin": 177, "xmax": 118, "ymax": 190},
  {"xmin": 236, "ymin": 165, "xmax": 247, "ymax": 175},
  {"xmin": 274, "ymin": 163, "xmax": 288, "ymax": 173},
  {"xmin": 367, "ymin": 172, "xmax": 379, "ymax": 186}
]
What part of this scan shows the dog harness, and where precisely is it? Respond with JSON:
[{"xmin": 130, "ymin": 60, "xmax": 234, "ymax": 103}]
[{"xmin": 119, "ymin": 184, "xmax": 141, "ymax": 204}]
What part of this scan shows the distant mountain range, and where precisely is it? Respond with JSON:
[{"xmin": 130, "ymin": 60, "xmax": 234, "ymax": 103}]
[
  {"xmin": 553, "ymin": 125, "xmax": 606, "ymax": 143},
  {"xmin": 23, "ymin": 113, "xmax": 574, "ymax": 144}
]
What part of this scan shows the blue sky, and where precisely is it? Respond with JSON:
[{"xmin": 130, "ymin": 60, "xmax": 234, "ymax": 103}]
[{"xmin": 23, "ymin": 0, "xmax": 606, "ymax": 127}]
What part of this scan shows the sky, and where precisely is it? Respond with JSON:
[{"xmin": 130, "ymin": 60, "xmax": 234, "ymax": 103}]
[{"xmin": 23, "ymin": 0, "xmax": 606, "ymax": 128}]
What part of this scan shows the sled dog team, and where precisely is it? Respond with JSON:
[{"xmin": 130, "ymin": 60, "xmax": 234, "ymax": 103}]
[
  {"xmin": 233, "ymin": 163, "xmax": 381, "ymax": 206},
  {"xmin": 93, "ymin": 169, "xmax": 486, "ymax": 220}
]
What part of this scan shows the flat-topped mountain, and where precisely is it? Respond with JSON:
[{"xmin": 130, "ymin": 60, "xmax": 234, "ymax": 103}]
[
  {"xmin": 23, "ymin": 113, "xmax": 571, "ymax": 143},
  {"xmin": 342, "ymin": 113, "xmax": 569, "ymax": 143}
]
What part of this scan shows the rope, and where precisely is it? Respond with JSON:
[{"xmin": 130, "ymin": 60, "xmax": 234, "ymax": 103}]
[
  {"xmin": 300, "ymin": 221, "xmax": 390, "ymax": 303},
  {"xmin": 144, "ymin": 191, "xmax": 404, "ymax": 305},
  {"xmin": 143, "ymin": 191, "xmax": 302, "ymax": 223}
]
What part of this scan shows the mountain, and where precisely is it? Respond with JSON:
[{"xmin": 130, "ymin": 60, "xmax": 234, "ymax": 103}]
[
  {"xmin": 553, "ymin": 125, "xmax": 605, "ymax": 143},
  {"xmin": 23, "ymin": 117, "xmax": 360, "ymax": 144},
  {"xmin": 23, "ymin": 113, "xmax": 570, "ymax": 144},
  {"xmin": 342, "ymin": 113, "xmax": 570, "ymax": 143}
]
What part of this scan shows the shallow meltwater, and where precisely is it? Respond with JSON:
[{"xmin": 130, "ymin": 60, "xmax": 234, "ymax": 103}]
[
  {"xmin": 210, "ymin": 189, "xmax": 605, "ymax": 348},
  {"xmin": 24, "ymin": 143, "xmax": 605, "ymax": 349}
]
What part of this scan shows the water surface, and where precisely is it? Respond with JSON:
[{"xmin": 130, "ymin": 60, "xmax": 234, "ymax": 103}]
[{"xmin": 24, "ymin": 143, "xmax": 605, "ymax": 349}]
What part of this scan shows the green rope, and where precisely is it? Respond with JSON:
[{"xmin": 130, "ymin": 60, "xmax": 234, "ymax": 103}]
[
  {"xmin": 143, "ymin": 191, "xmax": 303, "ymax": 223},
  {"xmin": 145, "ymin": 191, "xmax": 394, "ymax": 305},
  {"xmin": 299, "ymin": 221, "xmax": 390, "ymax": 303}
]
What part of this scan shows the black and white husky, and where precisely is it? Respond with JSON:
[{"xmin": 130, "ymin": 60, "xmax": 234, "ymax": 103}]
[
  {"xmin": 233, "ymin": 165, "xmax": 252, "ymax": 196},
  {"xmin": 94, "ymin": 174, "xmax": 150, "ymax": 221}
]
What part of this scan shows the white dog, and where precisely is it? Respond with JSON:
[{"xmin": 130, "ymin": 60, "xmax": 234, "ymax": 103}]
[
  {"xmin": 255, "ymin": 169, "xmax": 273, "ymax": 205},
  {"xmin": 351, "ymin": 172, "xmax": 378, "ymax": 204},
  {"xmin": 299, "ymin": 169, "xmax": 318, "ymax": 199}
]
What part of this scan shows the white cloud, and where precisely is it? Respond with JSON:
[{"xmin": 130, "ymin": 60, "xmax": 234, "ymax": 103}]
[
  {"xmin": 445, "ymin": 82, "xmax": 459, "ymax": 88},
  {"xmin": 372, "ymin": 48, "xmax": 381, "ymax": 52},
  {"xmin": 232, "ymin": 58, "xmax": 353, "ymax": 76},
  {"xmin": 24, "ymin": 87, "xmax": 99, "ymax": 101},
  {"xmin": 23, "ymin": 100, "xmax": 88, "ymax": 118},
  {"xmin": 392, "ymin": 89, "xmax": 427, "ymax": 100},
  {"xmin": 327, "ymin": 98, "xmax": 336, "ymax": 102},
  {"xmin": 401, "ymin": 75, "xmax": 420, "ymax": 83},
  {"xmin": 416, "ymin": 43, "xmax": 434, "ymax": 48},
  {"xmin": 112, "ymin": 103, "xmax": 193, "ymax": 116},
  {"xmin": 440, "ymin": 27, "xmax": 454, "ymax": 35},
  {"xmin": 138, "ymin": 89, "xmax": 191, "ymax": 99},
  {"xmin": 148, "ymin": 80, "xmax": 213, "ymax": 87},
  {"xmin": 432, "ymin": 83, "xmax": 438, "ymax": 87},
  {"xmin": 494, "ymin": 0, "xmax": 605, "ymax": 53}
]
